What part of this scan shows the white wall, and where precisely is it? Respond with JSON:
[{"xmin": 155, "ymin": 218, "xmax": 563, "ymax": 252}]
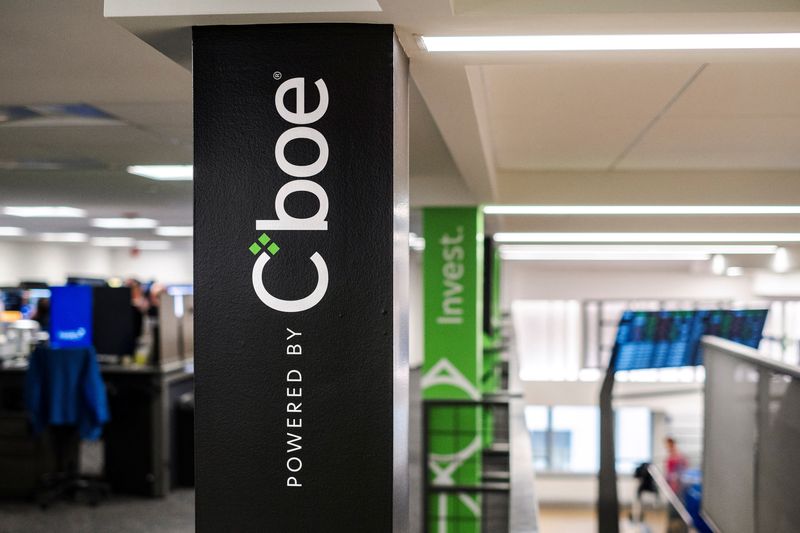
[
  {"xmin": 0, "ymin": 241, "xmax": 192, "ymax": 286},
  {"xmin": 501, "ymin": 263, "xmax": 732, "ymax": 505},
  {"xmin": 502, "ymin": 262, "xmax": 757, "ymax": 303},
  {"xmin": 0, "ymin": 241, "xmax": 112, "ymax": 286},
  {"xmin": 109, "ymin": 246, "xmax": 192, "ymax": 284}
]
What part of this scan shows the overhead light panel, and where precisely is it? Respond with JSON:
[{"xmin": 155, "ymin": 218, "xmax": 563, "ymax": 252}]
[
  {"xmin": 91, "ymin": 217, "xmax": 158, "ymax": 229},
  {"xmin": 711, "ymin": 254, "xmax": 726, "ymax": 275},
  {"xmin": 40, "ymin": 232, "xmax": 88, "ymax": 243},
  {"xmin": 773, "ymin": 247, "xmax": 791, "ymax": 273},
  {"xmin": 421, "ymin": 33, "xmax": 800, "ymax": 52},
  {"xmin": 127, "ymin": 165, "xmax": 193, "ymax": 181},
  {"xmin": 494, "ymin": 232, "xmax": 800, "ymax": 243},
  {"xmin": 155, "ymin": 226, "xmax": 193, "ymax": 237},
  {"xmin": 0, "ymin": 227, "xmax": 24, "ymax": 236},
  {"xmin": 4, "ymin": 206, "xmax": 86, "ymax": 218},
  {"xmin": 726, "ymin": 266, "xmax": 745, "ymax": 277},
  {"xmin": 136, "ymin": 240, "xmax": 172, "ymax": 250},
  {"xmin": 484, "ymin": 205, "xmax": 800, "ymax": 215},
  {"xmin": 90, "ymin": 237, "xmax": 134, "ymax": 247}
]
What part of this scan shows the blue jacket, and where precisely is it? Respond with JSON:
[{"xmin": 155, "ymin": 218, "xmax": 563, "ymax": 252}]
[{"xmin": 25, "ymin": 345, "xmax": 110, "ymax": 440}]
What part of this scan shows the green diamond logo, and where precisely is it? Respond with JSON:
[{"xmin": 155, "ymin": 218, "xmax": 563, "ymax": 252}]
[
  {"xmin": 267, "ymin": 242, "xmax": 280, "ymax": 255},
  {"xmin": 249, "ymin": 242, "xmax": 261, "ymax": 255},
  {"xmin": 258, "ymin": 233, "xmax": 270, "ymax": 246}
]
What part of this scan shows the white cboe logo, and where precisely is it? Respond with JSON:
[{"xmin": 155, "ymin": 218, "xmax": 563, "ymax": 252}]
[{"xmin": 249, "ymin": 77, "xmax": 330, "ymax": 313}]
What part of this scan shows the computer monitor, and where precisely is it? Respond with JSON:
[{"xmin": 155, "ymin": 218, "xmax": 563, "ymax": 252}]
[
  {"xmin": 49, "ymin": 285, "xmax": 93, "ymax": 349},
  {"xmin": 92, "ymin": 287, "xmax": 135, "ymax": 356},
  {"xmin": 612, "ymin": 309, "xmax": 769, "ymax": 372}
]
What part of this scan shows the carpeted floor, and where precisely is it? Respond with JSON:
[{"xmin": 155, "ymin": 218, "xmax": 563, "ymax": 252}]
[{"xmin": 0, "ymin": 489, "xmax": 195, "ymax": 533}]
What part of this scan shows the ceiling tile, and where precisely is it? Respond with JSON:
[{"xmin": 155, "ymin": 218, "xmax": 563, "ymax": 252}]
[{"xmin": 619, "ymin": 116, "xmax": 800, "ymax": 169}]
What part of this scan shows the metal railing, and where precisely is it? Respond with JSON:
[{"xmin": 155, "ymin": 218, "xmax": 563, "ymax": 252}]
[
  {"xmin": 422, "ymin": 398, "xmax": 539, "ymax": 533},
  {"xmin": 647, "ymin": 464, "xmax": 695, "ymax": 532},
  {"xmin": 701, "ymin": 336, "xmax": 800, "ymax": 533}
]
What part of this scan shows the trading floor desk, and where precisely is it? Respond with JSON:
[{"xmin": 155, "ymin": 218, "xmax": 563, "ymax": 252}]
[{"xmin": 0, "ymin": 358, "xmax": 194, "ymax": 498}]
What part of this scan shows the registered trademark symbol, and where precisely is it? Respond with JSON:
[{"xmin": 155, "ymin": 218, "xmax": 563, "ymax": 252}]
[{"xmin": 273, "ymin": 71, "xmax": 282, "ymax": 80}]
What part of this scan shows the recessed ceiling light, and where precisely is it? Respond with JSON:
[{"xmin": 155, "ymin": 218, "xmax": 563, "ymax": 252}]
[
  {"xmin": 493, "ymin": 232, "xmax": 800, "ymax": 243},
  {"xmin": 136, "ymin": 240, "xmax": 171, "ymax": 250},
  {"xmin": 155, "ymin": 226, "xmax": 193, "ymax": 237},
  {"xmin": 773, "ymin": 247, "xmax": 790, "ymax": 273},
  {"xmin": 90, "ymin": 237, "xmax": 134, "ymax": 247},
  {"xmin": 91, "ymin": 218, "xmax": 158, "ymax": 229},
  {"xmin": 421, "ymin": 33, "xmax": 800, "ymax": 52},
  {"xmin": 4, "ymin": 206, "xmax": 87, "ymax": 218},
  {"xmin": 711, "ymin": 254, "xmax": 727, "ymax": 275},
  {"xmin": 484, "ymin": 205, "xmax": 800, "ymax": 215},
  {"xmin": 40, "ymin": 232, "xmax": 88, "ymax": 243},
  {"xmin": 0, "ymin": 227, "xmax": 24, "ymax": 236},
  {"xmin": 726, "ymin": 266, "xmax": 745, "ymax": 277},
  {"xmin": 127, "ymin": 165, "xmax": 193, "ymax": 181}
]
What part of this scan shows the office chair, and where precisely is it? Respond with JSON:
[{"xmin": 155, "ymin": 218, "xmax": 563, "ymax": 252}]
[{"xmin": 25, "ymin": 344, "xmax": 111, "ymax": 508}]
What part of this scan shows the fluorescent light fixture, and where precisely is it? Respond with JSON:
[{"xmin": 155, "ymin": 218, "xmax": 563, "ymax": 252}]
[
  {"xmin": 711, "ymin": 254, "xmax": 726, "ymax": 275},
  {"xmin": 494, "ymin": 232, "xmax": 800, "ymax": 243},
  {"xmin": 409, "ymin": 232, "xmax": 426, "ymax": 251},
  {"xmin": 498, "ymin": 245, "xmax": 778, "ymax": 255},
  {"xmin": 39, "ymin": 232, "xmax": 88, "ymax": 243},
  {"xmin": 91, "ymin": 217, "xmax": 158, "ymax": 229},
  {"xmin": 726, "ymin": 266, "xmax": 744, "ymax": 277},
  {"xmin": 90, "ymin": 237, "xmax": 134, "ymax": 247},
  {"xmin": 484, "ymin": 205, "xmax": 800, "ymax": 215},
  {"xmin": 4, "ymin": 206, "xmax": 86, "ymax": 218},
  {"xmin": 421, "ymin": 33, "xmax": 800, "ymax": 52},
  {"xmin": 136, "ymin": 240, "xmax": 171, "ymax": 251},
  {"xmin": 773, "ymin": 247, "xmax": 790, "ymax": 273},
  {"xmin": 127, "ymin": 165, "xmax": 193, "ymax": 181},
  {"xmin": 155, "ymin": 226, "xmax": 193, "ymax": 237},
  {"xmin": 0, "ymin": 227, "xmax": 24, "ymax": 236}
]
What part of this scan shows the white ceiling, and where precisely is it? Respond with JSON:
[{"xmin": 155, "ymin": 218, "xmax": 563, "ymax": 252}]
[{"xmin": 3, "ymin": 0, "xmax": 800, "ymax": 248}]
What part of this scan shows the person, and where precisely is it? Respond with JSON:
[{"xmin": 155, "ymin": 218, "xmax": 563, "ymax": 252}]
[
  {"xmin": 125, "ymin": 278, "xmax": 149, "ymax": 350},
  {"xmin": 631, "ymin": 462, "xmax": 657, "ymax": 523},
  {"xmin": 32, "ymin": 297, "xmax": 50, "ymax": 331},
  {"xmin": 665, "ymin": 437, "xmax": 689, "ymax": 532},
  {"xmin": 665, "ymin": 437, "xmax": 688, "ymax": 494}
]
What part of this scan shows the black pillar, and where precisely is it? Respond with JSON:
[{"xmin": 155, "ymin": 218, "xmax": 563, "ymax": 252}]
[
  {"xmin": 598, "ymin": 352, "xmax": 620, "ymax": 533},
  {"xmin": 193, "ymin": 24, "xmax": 408, "ymax": 532}
]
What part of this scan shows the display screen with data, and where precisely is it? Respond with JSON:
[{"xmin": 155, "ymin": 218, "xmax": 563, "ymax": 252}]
[{"xmin": 612, "ymin": 309, "xmax": 768, "ymax": 371}]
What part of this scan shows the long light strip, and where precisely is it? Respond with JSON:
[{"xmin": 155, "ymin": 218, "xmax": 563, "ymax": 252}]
[
  {"xmin": 484, "ymin": 205, "xmax": 800, "ymax": 215},
  {"xmin": 0, "ymin": 227, "xmax": 24, "ymax": 236},
  {"xmin": 92, "ymin": 217, "xmax": 158, "ymax": 229},
  {"xmin": 499, "ymin": 244, "xmax": 778, "ymax": 255},
  {"xmin": 127, "ymin": 165, "xmax": 193, "ymax": 181},
  {"xmin": 494, "ymin": 232, "xmax": 800, "ymax": 243},
  {"xmin": 4, "ymin": 206, "xmax": 87, "ymax": 218},
  {"xmin": 155, "ymin": 226, "xmax": 193, "ymax": 237},
  {"xmin": 501, "ymin": 251, "xmax": 710, "ymax": 261},
  {"xmin": 91, "ymin": 237, "xmax": 134, "ymax": 247},
  {"xmin": 422, "ymin": 33, "xmax": 800, "ymax": 52},
  {"xmin": 40, "ymin": 232, "xmax": 89, "ymax": 243}
]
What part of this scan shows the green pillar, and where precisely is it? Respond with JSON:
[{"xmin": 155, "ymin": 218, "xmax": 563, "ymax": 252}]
[{"xmin": 422, "ymin": 207, "xmax": 483, "ymax": 533}]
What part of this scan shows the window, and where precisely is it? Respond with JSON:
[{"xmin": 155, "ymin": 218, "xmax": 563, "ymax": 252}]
[{"xmin": 524, "ymin": 405, "xmax": 652, "ymax": 474}]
